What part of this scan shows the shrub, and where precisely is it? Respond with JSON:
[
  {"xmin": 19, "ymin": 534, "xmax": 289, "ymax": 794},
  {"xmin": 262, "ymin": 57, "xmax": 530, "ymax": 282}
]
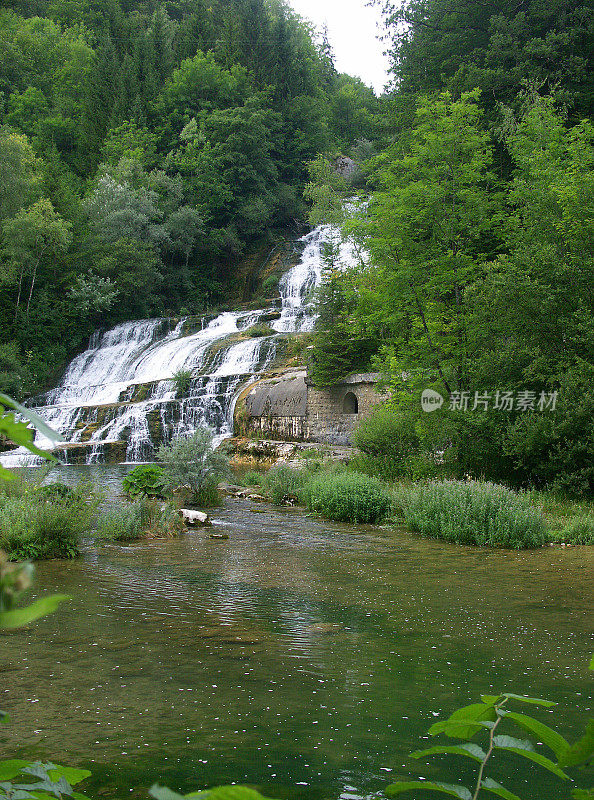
[
  {"xmin": 554, "ymin": 515, "xmax": 594, "ymax": 546},
  {"xmin": 243, "ymin": 323, "xmax": 272, "ymax": 338},
  {"xmin": 352, "ymin": 406, "xmax": 421, "ymax": 479},
  {"xmin": 97, "ymin": 497, "xmax": 184, "ymax": 542},
  {"xmin": 122, "ymin": 465, "xmax": 166, "ymax": 498},
  {"xmin": 0, "ymin": 481, "xmax": 100, "ymax": 559},
  {"xmin": 262, "ymin": 463, "xmax": 307, "ymax": 504},
  {"xmin": 243, "ymin": 470, "xmax": 265, "ymax": 486},
  {"xmin": 301, "ymin": 471, "xmax": 393, "ymax": 524},
  {"xmin": 395, "ymin": 480, "xmax": 547, "ymax": 549},
  {"xmin": 157, "ymin": 429, "xmax": 230, "ymax": 506},
  {"xmin": 262, "ymin": 275, "xmax": 279, "ymax": 295},
  {"xmin": 171, "ymin": 369, "xmax": 193, "ymax": 398}
]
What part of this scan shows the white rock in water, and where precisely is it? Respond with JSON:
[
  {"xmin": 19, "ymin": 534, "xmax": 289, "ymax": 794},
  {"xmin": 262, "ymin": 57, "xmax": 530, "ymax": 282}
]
[{"xmin": 180, "ymin": 509, "xmax": 211, "ymax": 525}]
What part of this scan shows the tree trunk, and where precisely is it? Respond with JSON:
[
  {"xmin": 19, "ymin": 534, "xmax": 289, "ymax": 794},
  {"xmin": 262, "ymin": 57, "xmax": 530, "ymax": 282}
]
[
  {"xmin": 14, "ymin": 264, "xmax": 25, "ymax": 321},
  {"xmin": 410, "ymin": 281, "xmax": 452, "ymax": 395},
  {"xmin": 25, "ymin": 260, "xmax": 38, "ymax": 320}
]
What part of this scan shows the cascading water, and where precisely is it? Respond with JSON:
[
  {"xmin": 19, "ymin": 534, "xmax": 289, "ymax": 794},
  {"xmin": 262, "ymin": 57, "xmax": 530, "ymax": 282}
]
[{"xmin": 1, "ymin": 225, "xmax": 360, "ymax": 467}]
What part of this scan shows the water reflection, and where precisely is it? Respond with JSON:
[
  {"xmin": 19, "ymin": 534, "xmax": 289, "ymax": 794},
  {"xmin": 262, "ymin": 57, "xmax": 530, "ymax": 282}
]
[{"xmin": 1, "ymin": 466, "xmax": 592, "ymax": 800}]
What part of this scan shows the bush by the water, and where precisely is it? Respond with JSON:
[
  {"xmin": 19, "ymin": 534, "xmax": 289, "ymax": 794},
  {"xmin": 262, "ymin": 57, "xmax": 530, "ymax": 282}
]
[
  {"xmin": 242, "ymin": 470, "xmax": 265, "ymax": 487},
  {"xmin": 97, "ymin": 497, "xmax": 183, "ymax": 542},
  {"xmin": 262, "ymin": 463, "xmax": 307, "ymax": 504},
  {"xmin": 352, "ymin": 406, "xmax": 421, "ymax": 479},
  {"xmin": 352, "ymin": 406, "xmax": 452, "ymax": 481},
  {"xmin": 122, "ymin": 465, "xmax": 166, "ymax": 498},
  {"xmin": 301, "ymin": 471, "xmax": 393, "ymax": 524},
  {"xmin": 157, "ymin": 429, "xmax": 230, "ymax": 506},
  {"xmin": 0, "ymin": 481, "xmax": 100, "ymax": 560},
  {"xmin": 395, "ymin": 480, "xmax": 547, "ymax": 549},
  {"xmin": 553, "ymin": 515, "xmax": 594, "ymax": 546}
]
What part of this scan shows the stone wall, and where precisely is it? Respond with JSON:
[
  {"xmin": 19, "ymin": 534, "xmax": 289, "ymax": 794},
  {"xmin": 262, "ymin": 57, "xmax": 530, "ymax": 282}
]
[
  {"xmin": 305, "ymin": 374, "xmax": 385, "ymax": 445},
  {"xmin": 240, "ymin": 370, "xmax": 385, "ymax": 445}
]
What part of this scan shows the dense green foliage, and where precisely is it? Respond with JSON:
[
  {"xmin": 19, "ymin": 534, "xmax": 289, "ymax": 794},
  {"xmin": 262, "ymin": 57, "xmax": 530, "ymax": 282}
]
[
  {"xmin": 262, "ymin": 462, "xmax": 307, "ymax": 505},
  {"xmin": 242, "ymin": 469, "xmax": 265, "ymax": 487},
  {"xmin": 0, "ymin": 478, "xmax": 100, "ymax": 559},
  {"xmin": 122, "ymin": 464, "xmax": 166, "ymax": 497},
  {"xmin": 395, "ymin": 480, "xmax": 547, "ymax": 549},
  {"xmin": 157, "ymin": 428, "xmax": 230, "ymax": 505},
  {"xmin": 307, "ymin": 0, "xmax": 594, "ymax": 496},
  {"xmin": 301, "ymin": 470, "xmax": 393, "ymax": 524},
  {"xmin": 0, "ymin": 0, "xmax": 378, "ymax": 396}
]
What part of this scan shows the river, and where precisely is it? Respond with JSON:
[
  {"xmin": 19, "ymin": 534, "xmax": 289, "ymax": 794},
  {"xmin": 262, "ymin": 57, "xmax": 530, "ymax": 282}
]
[{"xmin": 1, "ymin": 466, "xmax": 592, "ymax": 800}]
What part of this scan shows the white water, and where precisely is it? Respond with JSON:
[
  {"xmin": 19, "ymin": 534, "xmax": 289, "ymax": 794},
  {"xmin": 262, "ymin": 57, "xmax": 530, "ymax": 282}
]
[{"xmin": 1, "ymin": 224, "xmax": 360, "ymax": 466}]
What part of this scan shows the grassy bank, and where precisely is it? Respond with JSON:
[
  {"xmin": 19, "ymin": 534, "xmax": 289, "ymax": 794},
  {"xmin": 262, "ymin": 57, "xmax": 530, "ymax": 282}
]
[{"xmin": 241, "ymin": 460, "xmax": 594, "ymax": 548}]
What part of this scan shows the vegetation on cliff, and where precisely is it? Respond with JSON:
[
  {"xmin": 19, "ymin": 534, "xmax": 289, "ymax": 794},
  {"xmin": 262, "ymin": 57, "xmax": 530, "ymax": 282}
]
[{"xmin": 0, "ymin": 0, "xmax": 378, "ymax": 396}]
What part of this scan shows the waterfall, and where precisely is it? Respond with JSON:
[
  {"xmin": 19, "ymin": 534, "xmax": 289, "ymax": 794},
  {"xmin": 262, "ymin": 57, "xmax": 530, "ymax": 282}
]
[{"xmin": 1, "ymin": 224, "xmax": 360, "ymax": 467}]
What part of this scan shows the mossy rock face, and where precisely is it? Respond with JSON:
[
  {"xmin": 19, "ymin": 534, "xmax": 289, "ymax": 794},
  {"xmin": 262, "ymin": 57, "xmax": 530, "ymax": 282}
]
[
  {"xmin": 181, "ymin": 315, "xmax": 217, "ymax": 336},
  {"xmin": 146, "ymin": 408, "xmax": 167, "ymax": 443},
  {"xmin": 259, "ymin": 311, "xmax": 281, "ymax": 322},
  {"xmin": 118, "ymin": 382, "xmax": 158, "ymax": 403},
  {"xmin": 58, "ymin": 441, "xmax": 127, "ymax": 464},
  {"xmin": 243, "ymin": 323, "xmax": 273, "ymax": 338}
]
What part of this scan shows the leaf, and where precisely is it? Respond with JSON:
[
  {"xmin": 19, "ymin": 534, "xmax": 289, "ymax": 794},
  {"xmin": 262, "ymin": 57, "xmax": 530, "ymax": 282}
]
[
  {"xmin": 481, "ymin": 695, "xmax": 503, "ymax": 705},
  {"xmin": 493, "ymin": 737, "xmax": 569, "ymax": 779},
  {"xmin": 0, "ymin": 595, "xmax": 70, "ymax": 629},
  {"xmin": 504, "ymin": 711, "xmax": 569, "ymax": 758},
  {"xmin": 187, "ymin": 788, "xmax": 277, "ymax": 800},
  {"xmin": 0, "ymin": 394, "xmax": 63, "ymax": 444},
  {"xmin": 429, "ymin": 703, "xmax": 497, "ymax": 739},
  {"xmin": 45, "ymin": 766, "xmax": 91, "ymax": 787},
  {"xmin": 589, "ymin": 655, "xmax": 594, "ymax": 671},
  {"xmin": 0, "ymin": 761, "xmax": 30, "ymax": 781},
  {"xmin": 385, "ymin": 781, "xmax": 472, "ymax": 799},
  {"xmin": 411, "ymin": 743, "xmax": 487, "ymax": 763},
  {"xmin": 481, "ymin": 778, "xmax": 522, "ymax": 800},
  {"xmin": 572, "ymin": 789, "xmax": 594, "ymax": 800},
  {"xmin": 150, "ymin": 787, "xmax": 187, "ymax": 800},
  {"xmin": 502, "ymin": 693, "xmax": 556, "ymax": 708},
  {"xmin": 559, "ymin": 720, "xmax": 594, "ymax": 767},
  {"xmin": 0, "ymin": 412, "xmax": 55, "ymax": 461}
]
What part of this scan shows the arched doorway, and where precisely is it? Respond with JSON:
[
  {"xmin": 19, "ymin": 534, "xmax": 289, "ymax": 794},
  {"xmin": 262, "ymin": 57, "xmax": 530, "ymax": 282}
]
[{"xmin": 343, "ymin": 391, "xmax": 358, "ymax": 414}]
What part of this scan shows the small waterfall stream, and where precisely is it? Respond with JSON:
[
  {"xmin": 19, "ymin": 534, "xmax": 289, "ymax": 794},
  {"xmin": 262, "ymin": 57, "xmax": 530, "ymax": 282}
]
[{"xmin": 1, "ymin": 225, "xmax": 358, "ymax": 466}]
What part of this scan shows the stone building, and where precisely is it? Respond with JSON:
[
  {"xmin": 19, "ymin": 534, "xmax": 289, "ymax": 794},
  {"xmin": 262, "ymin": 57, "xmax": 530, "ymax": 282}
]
[{"xmin": 239, "ymin": 370, "xmax": 385, "ymax": 445}]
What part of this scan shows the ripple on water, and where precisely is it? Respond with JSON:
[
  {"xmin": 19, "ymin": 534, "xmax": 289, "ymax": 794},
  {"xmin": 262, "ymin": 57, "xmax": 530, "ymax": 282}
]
[{"xmin": 2, "ymin": 466, "xmax": 593, "ymax": 800}]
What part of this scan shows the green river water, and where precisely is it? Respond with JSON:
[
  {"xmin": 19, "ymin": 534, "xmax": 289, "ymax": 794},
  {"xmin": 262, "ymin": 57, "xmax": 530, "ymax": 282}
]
[{"xmin": 1, "ymin": 466, "xmax": 592, "ymax": 800}]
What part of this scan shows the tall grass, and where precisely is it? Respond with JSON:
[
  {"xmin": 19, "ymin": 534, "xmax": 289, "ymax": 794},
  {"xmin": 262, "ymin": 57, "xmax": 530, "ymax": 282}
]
[
  {"xmin": 97, "ymin": 497, "xmax": 184, "ymax": 542},
  {"xmin": 301, "ymin": 471, "xmax": 393, "ymax": 524},
  {"xmin": 242, "ymin": 470, "xmax": 265, "ymax": 487},
  {"xmin": 0, "ymin": 481, "xmax": 100, "ymax": 559},
  {"xmin": 395, "ymin": 480, "xmax": 547, "ymax": 549},
  {"xmin": 551, "ymin": 515, "xmax": 594, "ymax": 545},
  {"xmin": 262, "ymin": 464, "xmax": 308, "ymax": 504}
]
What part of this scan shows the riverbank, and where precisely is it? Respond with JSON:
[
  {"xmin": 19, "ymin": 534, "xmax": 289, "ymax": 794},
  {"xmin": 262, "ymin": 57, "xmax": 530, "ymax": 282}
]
[{"xmin": 227, "ymin": 445, "xmax": 594, "ymax": 548}]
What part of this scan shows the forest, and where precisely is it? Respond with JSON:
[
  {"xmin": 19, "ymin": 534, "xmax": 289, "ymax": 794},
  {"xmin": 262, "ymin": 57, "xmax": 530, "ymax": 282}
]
[
  {"xmin": 0, "ymin": 0, "xmax": 377, "ymax": 395},
  {"xmin": 0, "ymin": 0, "xmax": 593, "ymax": 495},
  {"xmin": 307, "ymin": 0, "xmax": 594, "ymax": 495}
]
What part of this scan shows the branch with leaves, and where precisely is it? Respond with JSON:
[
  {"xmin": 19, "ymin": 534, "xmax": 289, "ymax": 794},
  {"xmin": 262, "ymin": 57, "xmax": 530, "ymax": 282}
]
[{"xmin": 387, "ymin": 661, "xmax": 594, "ymax": 800}]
